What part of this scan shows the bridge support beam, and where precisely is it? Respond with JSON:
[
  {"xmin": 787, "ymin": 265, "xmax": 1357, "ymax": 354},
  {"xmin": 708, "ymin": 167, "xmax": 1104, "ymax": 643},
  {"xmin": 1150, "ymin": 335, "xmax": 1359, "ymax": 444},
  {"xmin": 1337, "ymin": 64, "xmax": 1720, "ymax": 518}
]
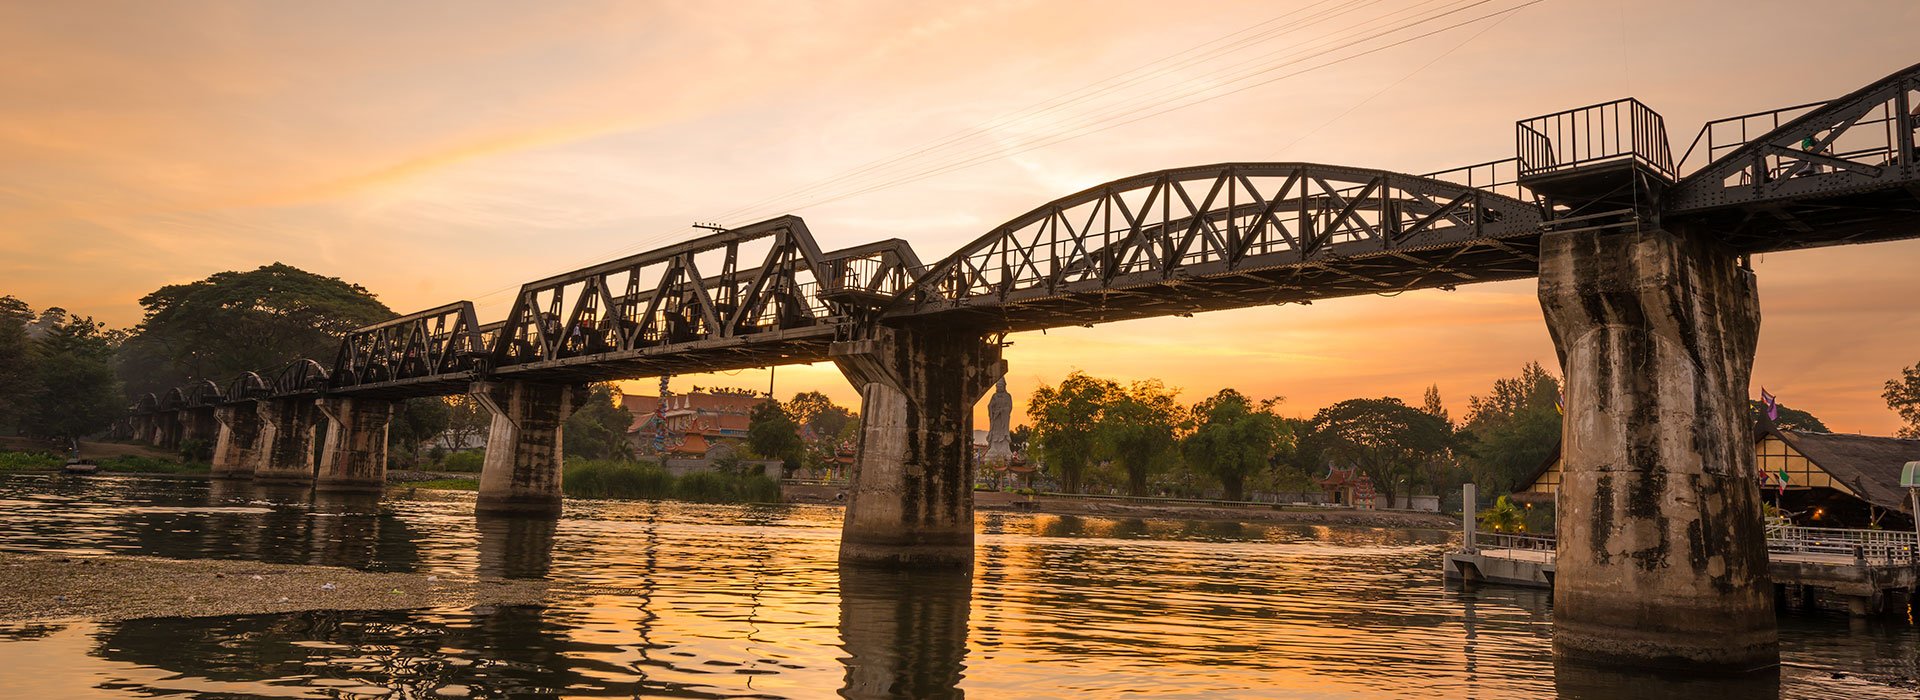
[
  {"xmin": 182, "ymin": 407, "xmax": 218, "ymax": 457},
  {"xmin": 1539, "ymin": 227, "xmax": 1777, "ymax": 672},
  {"xmin": 150, "ymin": 411, "xmax": 180, "ymax": 450},
  {"xmin": 210, "ymin": 402, "xmax": 264, "ymax": 480},
  {"xmin": 252, "ymin": 398, "xmax": 319, "ymax": 483},
  {"xmin": 316, "ymin": 396, "xmax": 394, "ymax": 493},
  {"xmin": 473, "ymin": 381, "xmax": 589, "ymax": 517},
  {"xmin": 831, "ymin": 323, "xmax": 1004, "ymax": 568}
]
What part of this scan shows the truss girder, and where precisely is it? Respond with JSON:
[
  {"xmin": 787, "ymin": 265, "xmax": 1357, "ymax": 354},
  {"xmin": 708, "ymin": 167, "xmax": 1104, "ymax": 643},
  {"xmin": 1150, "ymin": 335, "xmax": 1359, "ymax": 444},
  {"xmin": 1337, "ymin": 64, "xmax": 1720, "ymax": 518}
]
[
  {"xmin": 330, "ymin": 301, "xmax": 486, "ymax": 391},
  {"xmin": 1671, "ymin": 61, "xmax": 1920, "ymax": 222},
  {"xmin": 886, "ymin": 163, "xmax": 1544, "ymax": 324}
]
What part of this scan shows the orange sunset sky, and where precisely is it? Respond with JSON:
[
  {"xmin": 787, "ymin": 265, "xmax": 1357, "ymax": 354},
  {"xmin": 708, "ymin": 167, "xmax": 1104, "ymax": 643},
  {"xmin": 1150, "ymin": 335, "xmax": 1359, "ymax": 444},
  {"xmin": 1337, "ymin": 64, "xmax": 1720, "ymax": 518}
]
[{"xmin": 3, "ymin": 0, "xmax": 1917, "ymax": 433}]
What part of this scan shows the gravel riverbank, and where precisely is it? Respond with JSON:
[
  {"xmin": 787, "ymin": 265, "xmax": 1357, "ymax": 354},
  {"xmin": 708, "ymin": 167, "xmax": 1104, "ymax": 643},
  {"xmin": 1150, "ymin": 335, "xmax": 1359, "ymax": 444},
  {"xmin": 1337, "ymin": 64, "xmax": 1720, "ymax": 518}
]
[{"xmin": 0, "ymin": 552, "xmax": 548, "ymax": 624}]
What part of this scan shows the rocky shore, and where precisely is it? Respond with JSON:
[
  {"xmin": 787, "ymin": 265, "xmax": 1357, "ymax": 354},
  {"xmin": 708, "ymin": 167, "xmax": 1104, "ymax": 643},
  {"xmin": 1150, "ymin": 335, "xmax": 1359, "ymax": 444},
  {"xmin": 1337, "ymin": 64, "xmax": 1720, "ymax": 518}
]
[{"xmin": 0, "ymin": 552, "xmax": 547, "ymax": 624}]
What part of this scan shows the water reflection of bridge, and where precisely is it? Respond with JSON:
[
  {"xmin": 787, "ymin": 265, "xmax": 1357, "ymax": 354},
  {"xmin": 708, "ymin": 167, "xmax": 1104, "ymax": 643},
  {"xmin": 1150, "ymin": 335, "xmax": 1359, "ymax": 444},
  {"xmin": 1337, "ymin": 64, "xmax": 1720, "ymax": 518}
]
[{"xmin": 118, "ymin": 62, "xmax": 1920, "ymax": 670}]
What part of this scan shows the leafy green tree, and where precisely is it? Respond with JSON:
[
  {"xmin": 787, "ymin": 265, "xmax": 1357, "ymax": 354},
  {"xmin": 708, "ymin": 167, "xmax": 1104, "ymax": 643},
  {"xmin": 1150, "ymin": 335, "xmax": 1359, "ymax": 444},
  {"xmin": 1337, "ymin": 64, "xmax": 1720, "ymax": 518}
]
[
  {"xmin": 787, "ymin": 390, "xmax": 855, "ymax": 439},
  {"xmin": 1459, "ymin": 363, "xmax": 1562, "ymax": 495},
  {"xmin": 1421, "ymin": 384, "xmax": 1449, "ymax": 423},
  {"xmin": 1010, "ymin": 424, "xmax": 1032, "ymax": 454},
  {"xmin": 440, "ymin": 394, "xmax": 491, "ymax": 451},
  {"xmin": 1748, "ymin": 399, "xmax": 1828, "ymax": 432},
  {"xmin": 1098, "ymin": 379, "xmax": 1181, "ymax": 496},
  {"xmin": 1477, "ymin": 495, "xmax": 1527, "ymax": 532},
  {"xmin": 565, "ymin": 384, "xmax": 635, "ymax": 460},
  {"xmin": 1028, "ymin": 371, "xmax": 1118, "ymax": 493},
  {"xmin": 23, "ymin": 314, "xmax": 122, "ymax": 445},
  {"xmin": 1182, "ymin": 389, "xmax": 1286, "ymax": 501},
  {"xmin": 0, "ymin": 296, "xmax": 35, "ymax": 431},
  {"xmin": 747, "ymin": 400, "xmax": 803, "ymax": 473},
  {"xmin": 787, "ymin": 390, "xmax": 856, "ymax": 473},
  {"xmin": 116, "ymin": 263, "xmax": 394, "ymax": 398},
  {"xmin": 1886, "ymin": 363, "xmax": 1920, "ymax": 439},
  {"xmin": 1303, "ymin": 397, "xmax": 1452, "ymax": 504},
  {"xmin": 387, "ymin": 398, "xmax": 453, "ymax": 467}
]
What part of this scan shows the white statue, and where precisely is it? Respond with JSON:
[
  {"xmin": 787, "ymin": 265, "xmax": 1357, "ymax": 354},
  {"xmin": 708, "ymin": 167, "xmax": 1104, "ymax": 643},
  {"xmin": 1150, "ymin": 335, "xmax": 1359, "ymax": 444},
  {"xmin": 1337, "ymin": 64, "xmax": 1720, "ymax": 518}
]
[{"xmin": 985, "ymin": 376, "xmax": 1013, "ymax": 464}]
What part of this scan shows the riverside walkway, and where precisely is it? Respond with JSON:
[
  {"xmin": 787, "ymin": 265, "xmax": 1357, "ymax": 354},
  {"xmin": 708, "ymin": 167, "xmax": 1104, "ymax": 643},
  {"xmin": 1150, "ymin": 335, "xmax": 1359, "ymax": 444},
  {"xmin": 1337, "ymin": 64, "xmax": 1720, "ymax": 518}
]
[{"xmin": 1445, "ymin": 524, "xmax": 1920, "ymax": 617}]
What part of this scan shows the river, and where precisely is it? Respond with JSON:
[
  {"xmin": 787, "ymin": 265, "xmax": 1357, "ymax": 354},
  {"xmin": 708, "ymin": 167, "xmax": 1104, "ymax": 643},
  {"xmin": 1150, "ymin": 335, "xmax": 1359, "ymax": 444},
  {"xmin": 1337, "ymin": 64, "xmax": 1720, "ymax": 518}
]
[{"xmin": 0, "ymin": 473, "xmax": 1912, "ymax": 699}]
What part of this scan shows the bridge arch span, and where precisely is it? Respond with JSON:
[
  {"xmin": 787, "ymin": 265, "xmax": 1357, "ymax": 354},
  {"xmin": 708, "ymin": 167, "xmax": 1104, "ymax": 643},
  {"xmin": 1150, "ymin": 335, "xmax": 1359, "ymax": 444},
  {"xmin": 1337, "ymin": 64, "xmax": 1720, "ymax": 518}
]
[{"xmin": 888, "ymin": 162, "xmax": 1545, "ymax": 332}]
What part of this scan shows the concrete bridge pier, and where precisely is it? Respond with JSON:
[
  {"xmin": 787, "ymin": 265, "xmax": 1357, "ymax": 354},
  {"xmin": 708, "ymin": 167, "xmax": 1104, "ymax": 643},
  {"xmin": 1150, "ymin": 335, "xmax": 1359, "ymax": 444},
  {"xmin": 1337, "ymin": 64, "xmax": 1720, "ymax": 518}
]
[
  {"xmin": 252, "ymin": 398, "xmax": 320, "ymax": 483},
  {"xmin": 210, "ymin": 402, "xmax": 264, "ymax": 479},
  {"xmin": 150, "ymin": 411, "xmax": 181, "ymax": 450},
  {"xmin": 831, "ymin": 323, "xmax": 1004, "ymax": 568},
  {"xmin": 1539, "ymin": 226, "xmax": 1777, "ymax": 672},
  {"xmin": 472, "ymin": 380, "xmax": 589, "ymax": 517},
  {"xmin": 181, "ymin": 407, "xmax": 218, "ymax": 452},
  {"xmin": 316, "ymin": 396, "xmax": 394, "ymax": 493}
]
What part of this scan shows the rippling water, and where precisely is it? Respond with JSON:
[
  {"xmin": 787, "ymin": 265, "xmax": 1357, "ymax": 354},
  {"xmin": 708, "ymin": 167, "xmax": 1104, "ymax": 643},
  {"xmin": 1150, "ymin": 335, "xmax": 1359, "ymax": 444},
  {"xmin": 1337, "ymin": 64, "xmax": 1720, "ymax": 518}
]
[{"xmin": 0, "ymin": 473, "xmax": 1913, "ymax": 699}]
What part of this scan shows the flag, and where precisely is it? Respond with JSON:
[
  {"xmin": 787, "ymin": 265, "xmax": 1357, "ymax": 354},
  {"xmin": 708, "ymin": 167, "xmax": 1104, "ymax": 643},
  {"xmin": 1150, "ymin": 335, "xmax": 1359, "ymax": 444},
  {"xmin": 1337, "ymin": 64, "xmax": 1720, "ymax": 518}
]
[
  {"xmin": 1775, "ymin": 466, "xmax": 1789, "ymax": 496},
  {"xmin": 1760, "ymin": 388, "xmax": 1779, "ymax": 422},
  {"xmin": 1555, "ymin": 390, "xmax": 1564, "ymax": 416}
]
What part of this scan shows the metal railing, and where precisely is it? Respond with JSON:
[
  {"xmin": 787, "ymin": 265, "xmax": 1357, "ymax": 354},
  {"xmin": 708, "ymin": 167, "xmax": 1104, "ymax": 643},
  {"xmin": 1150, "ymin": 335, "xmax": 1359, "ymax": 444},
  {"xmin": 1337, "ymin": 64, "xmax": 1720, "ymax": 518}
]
[
  {"xmin": 1472, "ymin": 523, "xmax": 1920, "ymax": 566},
  {"xmin": 1675, "ymin": 100, "xmax": 1827, "ymax": 174},
  {"xmin": 1473, "ymin": 530, "xmax": 1557, "ymax": 559},
  {"xmin": 1765, "ymin": 523, "xmax": 1919, "ymax": 565},
  {"xmin": 1423, "ymin": 158, "xmax": 1534, "ymax": 203},
  {"xmin": 1516, "ymin": 98, "xmax": 1675, "ymax": 180}
]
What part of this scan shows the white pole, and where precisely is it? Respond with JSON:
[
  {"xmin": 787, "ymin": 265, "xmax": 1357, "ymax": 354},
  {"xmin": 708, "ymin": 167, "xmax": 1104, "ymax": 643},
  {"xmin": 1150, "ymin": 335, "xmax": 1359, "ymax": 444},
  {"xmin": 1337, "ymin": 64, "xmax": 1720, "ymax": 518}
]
[{"xmin": 1463, "ymin": 483, "xmax": 1477, "ymax": 553}]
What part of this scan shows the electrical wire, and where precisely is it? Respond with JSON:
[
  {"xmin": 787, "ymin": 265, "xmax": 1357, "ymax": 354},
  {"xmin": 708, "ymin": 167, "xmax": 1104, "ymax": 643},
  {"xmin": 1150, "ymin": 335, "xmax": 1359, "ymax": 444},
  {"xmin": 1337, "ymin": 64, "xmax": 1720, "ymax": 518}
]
[{"xmin": 466, "ymin": 0, "xmax": 1542, "ymax": 309}]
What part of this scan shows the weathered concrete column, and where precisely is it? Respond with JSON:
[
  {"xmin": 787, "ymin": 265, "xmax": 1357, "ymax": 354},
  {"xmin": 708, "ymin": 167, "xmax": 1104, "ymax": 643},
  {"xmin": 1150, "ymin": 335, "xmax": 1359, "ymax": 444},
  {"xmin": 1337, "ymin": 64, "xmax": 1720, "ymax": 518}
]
[
  {"xmin": 182, "ymin": 407, "xmax": 218, "ymax": 449},
  {"xmin": 316, "ymin": 396, "xmax": 394, "ymax": 493},
  {"xmin": 149, "ymin": 411, "xmax": 176, "ymax": 448},
  {"xmin": 1539, "ymin": 226, "xmax": 1777, "ymax": 672},
  {"xmin": 210, "ymin": 402, "xmax": 265, "ymax": 479},
  {"xmin": 831, "ymin": 323, "xmax": 1004, "ymax": 567},
  {"xmin": 252, "ymin": 398, "xmax": 320, "ymax": 484},
  {"xmin": 473, "ymin": 381, "xmax": 588, "ymax": 517}
]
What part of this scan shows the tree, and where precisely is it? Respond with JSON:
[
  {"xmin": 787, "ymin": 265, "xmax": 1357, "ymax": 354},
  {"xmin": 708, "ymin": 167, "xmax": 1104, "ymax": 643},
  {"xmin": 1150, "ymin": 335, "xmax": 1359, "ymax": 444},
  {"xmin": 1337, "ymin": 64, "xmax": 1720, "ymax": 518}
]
[
  {"xmin": 1098, "ymin": 379, "xmax": 1181, "ymax": 496},
  {"xmin": 1421, "ymin": 384, "xmax": 1449, "ymax": 424},
  {"xmin": 565, "ymin": 383, "xmax": 635, "ymax": 460},
  {"xmin": 1183, "ymin": 389, "xmax": 1286, "ymax": 501},
  {"xmin": 387, "ymin": 398, "xmax": 453, "ymax": 467},
  {"xmin": 23, "ymin": 314, "xmax": 122, "ymax": 445},
  {"xmin": 116, "ymin": 263, "xmax": 394, "ymax": 399},
  {"xmin": 440, "ymin": 395, "xmax": 491, "ymax": 451},
  {"xmin": 1748, "ymin": 399, "xmax": 1829, "ymax": 432},
  {"xmin": 1459, "ymin": 363, "xmax": 1562, "ymax": 494},
  {"xmin": 786, "ymin": 390, "xmax": 855, "ymax": 439},
  {"xmin": 1027, "ymin": 371, "xmax": 1117, "ymax": 493},
  {"xmin": 1886, "ymin": 363, "xmax": 1920, "ymax": 439},
  {"xmin": 0, "ymin": 296, "xmax": 35, "ymax": 431},
  {"xmin": 1303, "ymin": 397, "xmax": 1452, "ymax": 504},
  {"xmin": 747, "ymin": 400, "xmax": 803, "ymax": 473}
]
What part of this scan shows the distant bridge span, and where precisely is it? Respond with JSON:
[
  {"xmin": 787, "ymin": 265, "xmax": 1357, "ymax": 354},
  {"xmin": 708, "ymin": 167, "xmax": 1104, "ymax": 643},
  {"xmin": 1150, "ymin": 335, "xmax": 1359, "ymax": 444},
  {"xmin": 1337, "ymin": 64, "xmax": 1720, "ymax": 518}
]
[{"xmin": 122, "ymin": 59, "xmax": 1920, "ymax": 671}]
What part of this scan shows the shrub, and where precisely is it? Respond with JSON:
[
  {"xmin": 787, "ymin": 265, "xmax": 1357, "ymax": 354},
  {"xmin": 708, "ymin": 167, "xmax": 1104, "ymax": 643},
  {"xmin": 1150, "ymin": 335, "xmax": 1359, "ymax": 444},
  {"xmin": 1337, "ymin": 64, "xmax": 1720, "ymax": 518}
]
[
  {"xmin": 0, "ymin": 451, "xmax": 63, "ymax": 472},
  {"xmin": 405, "ymin": 478, "xmax": 478, "ymax": 491},
  {"xmin": 441, "ymin": 451, "xmax": 484, "ymax": 473},
  {"xmin": 564, "ymin": 459, "xmax": 674, "ymax": 500},
  {"xmin": 676, "ymin": 471, "xmax": 782, "ymax": 504},
  {"xmin": 178, "ymin": 438, "xmax": 211, "ymax": 462},
  {"xmin": 560, "ymin": 458, "xmax": 782, "ymax": 504},
  {"xmin": 96, "ymin": 456, "xmax": 211, "ymax": 474}
]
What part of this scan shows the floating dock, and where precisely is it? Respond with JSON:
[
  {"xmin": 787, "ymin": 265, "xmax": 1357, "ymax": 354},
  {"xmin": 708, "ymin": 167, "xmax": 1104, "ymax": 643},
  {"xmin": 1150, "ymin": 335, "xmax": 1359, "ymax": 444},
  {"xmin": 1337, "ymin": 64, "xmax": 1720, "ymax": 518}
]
[{"xmin": 1446, "ymin": 528, "xmax": 1920, "ymax": 616}]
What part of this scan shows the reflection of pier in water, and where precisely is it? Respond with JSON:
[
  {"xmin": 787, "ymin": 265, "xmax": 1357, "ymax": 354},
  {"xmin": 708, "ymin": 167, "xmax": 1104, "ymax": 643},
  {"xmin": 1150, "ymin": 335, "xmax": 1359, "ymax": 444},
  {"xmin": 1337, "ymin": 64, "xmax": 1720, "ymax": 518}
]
[
  {"xmin": 838, "ymin": 567, "xmax": 970, "ymax": 700},
  {"xmin": 110, "ymin": 480, "xmax": 425, "ymax": 571}
]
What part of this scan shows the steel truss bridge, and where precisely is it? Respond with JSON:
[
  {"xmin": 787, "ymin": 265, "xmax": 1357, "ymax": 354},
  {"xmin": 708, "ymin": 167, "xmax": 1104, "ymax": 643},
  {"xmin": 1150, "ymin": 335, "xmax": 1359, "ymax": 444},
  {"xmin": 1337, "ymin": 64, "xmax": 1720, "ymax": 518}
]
[{"xmin": 131, "ymin": 61, "xmax": 1920, "ymax": 420}]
